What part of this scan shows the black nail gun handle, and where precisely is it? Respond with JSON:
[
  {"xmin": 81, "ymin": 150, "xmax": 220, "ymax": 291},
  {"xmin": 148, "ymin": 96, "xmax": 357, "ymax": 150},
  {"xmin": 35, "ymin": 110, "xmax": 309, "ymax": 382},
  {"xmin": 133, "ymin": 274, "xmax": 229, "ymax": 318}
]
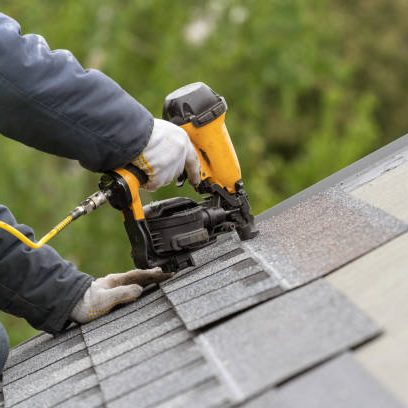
[
  {"xmin": 99, "ymin": 165, "xmax": 157, "ymax": 270},
  {"xmin": 100, "ymin": 164, "xmax": 148, "ymax": 221}
]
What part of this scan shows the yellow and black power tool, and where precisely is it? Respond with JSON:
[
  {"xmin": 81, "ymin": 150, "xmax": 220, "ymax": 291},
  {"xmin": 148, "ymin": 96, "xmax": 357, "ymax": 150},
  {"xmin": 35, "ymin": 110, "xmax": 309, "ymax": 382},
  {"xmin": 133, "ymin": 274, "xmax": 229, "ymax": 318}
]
[
  {"xmin": 99, "ymin": 82, "xmax": 258, "ymax": 272},
  {"xmin": 0, "ymin": 82, "xmax": 258, "ymax": 272}
]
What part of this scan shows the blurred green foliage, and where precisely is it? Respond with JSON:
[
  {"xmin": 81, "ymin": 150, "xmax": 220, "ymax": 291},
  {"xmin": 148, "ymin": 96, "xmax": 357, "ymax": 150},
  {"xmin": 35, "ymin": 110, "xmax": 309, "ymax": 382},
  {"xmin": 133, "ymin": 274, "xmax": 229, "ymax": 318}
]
[{"xmin": 1, "ymin": 0, "xmax": 407, "ymax": 346}]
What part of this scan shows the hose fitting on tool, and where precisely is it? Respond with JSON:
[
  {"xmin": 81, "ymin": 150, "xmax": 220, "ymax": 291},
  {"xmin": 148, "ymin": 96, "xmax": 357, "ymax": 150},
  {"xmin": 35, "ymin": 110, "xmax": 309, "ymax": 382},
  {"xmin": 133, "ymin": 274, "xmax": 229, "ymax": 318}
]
[
  {"xmin": 0, "ymin": 190, "xmax": 108, "ymax": 250},
  {"xmin": 71, "ymin": 191, "xmax": 108, "ymax": 220}
]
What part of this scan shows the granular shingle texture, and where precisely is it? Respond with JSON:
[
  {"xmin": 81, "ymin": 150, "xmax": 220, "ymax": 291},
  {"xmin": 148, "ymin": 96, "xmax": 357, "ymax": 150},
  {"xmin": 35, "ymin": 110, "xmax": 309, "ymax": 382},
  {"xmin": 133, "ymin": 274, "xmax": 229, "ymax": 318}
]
[
  {"xmin": 5, "ymin": 349, "xmax": 93, "ymax": 406},
  {"xmin": 243, "ymin": 354, "xmax": 406, "ymax": 408},
  {"xmin": 161, "ymin": 246, "xmax": 283, "ymax": 330},
  {"xmin": 198, "ymin": 280, "xmax": 380, "ymax": 401},
  {"xmin": 3, "ymin": 134, "xmax": 408, "ymax": 407},
  {"xmin": 161, "ymin": 188, "xmax": 406, "ymax": 331},
  {"xmin": 244, "ymin": 188, "xmax": 406, "ymax": 288},
  {"xmin": 11, "ymin": 369, "xmax": 101, "ymax": 408}
]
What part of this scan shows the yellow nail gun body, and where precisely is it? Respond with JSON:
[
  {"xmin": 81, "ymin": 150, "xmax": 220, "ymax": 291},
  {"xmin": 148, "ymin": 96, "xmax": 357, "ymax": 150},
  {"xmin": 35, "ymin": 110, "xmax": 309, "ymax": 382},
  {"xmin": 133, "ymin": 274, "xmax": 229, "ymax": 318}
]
[{"xmin": 100, "ymin": 82, "xmax": 258, "ymax": 272}]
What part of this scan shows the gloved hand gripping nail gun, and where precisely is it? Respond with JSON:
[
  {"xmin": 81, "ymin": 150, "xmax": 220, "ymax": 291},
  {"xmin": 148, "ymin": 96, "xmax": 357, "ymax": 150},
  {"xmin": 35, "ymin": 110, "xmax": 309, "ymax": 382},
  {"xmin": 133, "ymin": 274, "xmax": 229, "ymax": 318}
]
[{"xmin": 99, "ymin": 82, "xmax": 258, "ymax": 272}]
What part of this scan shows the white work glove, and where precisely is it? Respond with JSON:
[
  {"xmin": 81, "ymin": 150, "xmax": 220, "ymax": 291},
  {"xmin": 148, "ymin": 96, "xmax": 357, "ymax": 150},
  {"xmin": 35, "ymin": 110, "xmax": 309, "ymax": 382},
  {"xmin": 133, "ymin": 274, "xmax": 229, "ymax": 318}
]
[
  {"xmin": 133, "ymin": 118, "xmax": 201, "ymax": 191},
  {"xmin": 70, "ymin": 267, "xmax": 172, "ymax": 324}
]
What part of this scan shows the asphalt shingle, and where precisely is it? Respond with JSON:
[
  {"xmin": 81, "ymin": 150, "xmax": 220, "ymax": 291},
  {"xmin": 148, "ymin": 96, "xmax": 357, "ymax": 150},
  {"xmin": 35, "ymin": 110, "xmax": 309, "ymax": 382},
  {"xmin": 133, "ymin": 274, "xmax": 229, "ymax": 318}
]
[
  {"xmin": 4, "ymin": 139, "xmax": 408, "ymax": 407},
  {"xmin": 11, "ymin": 368, "xmax": 100, "ymax": 408},
  {"xmin": 4, "ymin": 334, "xmax": 85, "ymax": 385},
  {"xmin": 82, "ymin": 291, "xmax": 172, "ymax": 347},
  {"xmin": 351, "ymin": 161, "xmax": 408, "ymax": 222},
  {"xmin": 154, "ymin": 378, "xmax": 231, "ymax": 408},
  {"xmin": 94, "ymin": 326, "xmax": 192, "ymax": 381},
  {"xmin": 87, "ymin": 308, "xmax": 183, "ymax": 366},
  {"xmin": 258, "ymin": 133, "xmax": 408, "ymax": 221},
  {"xmin": 160, "ymin": 188, "xmax": 406, "ymax": 332},
  {"xmin": 4, "ymin": 349, "xmax": 92, "ymax": 407},
  {"xmin": 5, "ymin": 327, "xmax": 81, "ymax": 370},
  {"xmin": 100, "ymin": 340, "xmax": 203, "ymax": 401},
  {"xmin": 161, "ymin": 249, "xmax": 282, "ymax": 330},
  {"xmin": 327, "ymin": 231, "xmax": 408, "ymax": 404},
  {"xmin": 54, "ymin": 386, "xmax": 104, "ymax": 408},
  {"xmin": 245, "ymin": 188, "xmax": 407, "ymax": 288},
  {"xmin": 198, "ymin": 280, "xmax": 380, "ymax": 402},
  {"xmin": 106, "ymin": 358, "xmax": 222, "ymax": 408},
  {"xmin": 243, "ymin": 354, "xmax": 405, "ymax": 408}
]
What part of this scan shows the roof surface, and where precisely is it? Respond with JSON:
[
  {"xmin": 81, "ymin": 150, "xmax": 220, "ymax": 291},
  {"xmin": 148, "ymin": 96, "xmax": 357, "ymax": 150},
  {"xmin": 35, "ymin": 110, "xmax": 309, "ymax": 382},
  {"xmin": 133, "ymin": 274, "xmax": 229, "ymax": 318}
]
[{"xmin": 3, "ymin": 134, "xmax": 408, "ymax": 408}]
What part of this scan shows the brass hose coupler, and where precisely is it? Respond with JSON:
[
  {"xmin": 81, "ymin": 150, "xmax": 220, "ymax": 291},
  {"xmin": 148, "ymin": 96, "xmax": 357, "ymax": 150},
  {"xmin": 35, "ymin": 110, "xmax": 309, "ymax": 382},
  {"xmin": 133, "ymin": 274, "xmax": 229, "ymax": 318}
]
[{"xmin": 71, "ymin": 191, "xmax": 109, "ymax": 220}]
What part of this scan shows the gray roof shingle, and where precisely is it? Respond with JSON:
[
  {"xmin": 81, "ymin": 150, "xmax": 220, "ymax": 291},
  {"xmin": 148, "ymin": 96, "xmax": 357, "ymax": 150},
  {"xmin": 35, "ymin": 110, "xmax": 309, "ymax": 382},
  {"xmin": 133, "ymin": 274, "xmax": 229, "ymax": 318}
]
[
  {"xmin": 3, "ymin": 134, "xmax": 408, "ymax": 407},
  {"xmin": 11, "ymin": 369, "xmax": 100, "ymax": 408},
  {"xmin": 243, "ymin": 353, "xmax": 406, "ymax": 408},
  {"xmin": 161, "ymin": 188, "xmax": 406, "ymax": 331},
  {"xmin": 197, "ymin": 280, "xmax": 380, "ymax": 402}
]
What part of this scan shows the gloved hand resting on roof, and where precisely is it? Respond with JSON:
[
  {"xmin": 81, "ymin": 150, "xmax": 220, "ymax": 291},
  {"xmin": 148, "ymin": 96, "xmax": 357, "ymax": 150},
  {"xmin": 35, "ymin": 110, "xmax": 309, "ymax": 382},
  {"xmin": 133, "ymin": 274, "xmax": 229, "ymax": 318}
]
[
  {"xmin": 70, "ymin": 267, "xmax": 172, "ymax": 324},
  {"xmin": 134, "ymin": 118, "xmax": 201, "ymax": 191}
]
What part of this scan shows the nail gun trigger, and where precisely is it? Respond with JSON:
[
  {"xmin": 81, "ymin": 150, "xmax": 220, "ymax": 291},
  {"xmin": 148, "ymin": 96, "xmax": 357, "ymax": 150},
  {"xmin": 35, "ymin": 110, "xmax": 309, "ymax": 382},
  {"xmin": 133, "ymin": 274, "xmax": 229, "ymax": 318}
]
[{"xmin": 176, "ymin": 170, "xmax": 187, "ymax": 187}]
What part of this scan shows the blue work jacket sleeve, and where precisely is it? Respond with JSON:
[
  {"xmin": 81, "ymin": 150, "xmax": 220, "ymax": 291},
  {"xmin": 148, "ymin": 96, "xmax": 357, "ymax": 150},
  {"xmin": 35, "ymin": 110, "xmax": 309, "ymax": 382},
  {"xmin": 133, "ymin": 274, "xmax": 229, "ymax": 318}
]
[{"xmin": 0, "ymin": 13, "xmax": 153, "ymax": 172}]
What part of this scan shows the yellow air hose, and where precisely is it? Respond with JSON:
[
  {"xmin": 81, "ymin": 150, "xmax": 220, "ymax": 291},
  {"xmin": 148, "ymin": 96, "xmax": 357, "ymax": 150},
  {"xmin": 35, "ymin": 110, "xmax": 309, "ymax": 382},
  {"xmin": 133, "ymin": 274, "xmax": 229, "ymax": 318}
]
[
  {"xmin": 0, "ymin": 216, "xmax": 74, "ymax": 249},
  {"xmin": 0, "ymin": 190, "xmax": 108, "ymax": 249}
]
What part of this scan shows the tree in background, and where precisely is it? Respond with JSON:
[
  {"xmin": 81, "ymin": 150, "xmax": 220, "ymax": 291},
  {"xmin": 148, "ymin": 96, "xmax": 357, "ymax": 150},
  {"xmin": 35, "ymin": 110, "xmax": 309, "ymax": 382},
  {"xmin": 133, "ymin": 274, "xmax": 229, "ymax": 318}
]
[{"xmin": 1, "ymin": 0, "xmax": 407, "ymax": 345}]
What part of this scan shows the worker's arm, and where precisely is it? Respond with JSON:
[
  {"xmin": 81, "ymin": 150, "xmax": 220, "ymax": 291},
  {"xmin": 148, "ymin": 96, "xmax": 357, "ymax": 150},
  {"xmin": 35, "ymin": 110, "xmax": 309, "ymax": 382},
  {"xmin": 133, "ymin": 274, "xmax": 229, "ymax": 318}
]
[
  {"xmin": 0, "ymin": 13, "xmax": 152, "ymax": 172},
  {"xmin": 0, "ymin": 14, "xmax": 198, "ymax": 332},
  {"xmin": 0, "ymin": 205, "xmax": 92, "ymax": 334},
  {"xmin": 0, "ymin": 13, "xmax": 200, "ymax": 187}
]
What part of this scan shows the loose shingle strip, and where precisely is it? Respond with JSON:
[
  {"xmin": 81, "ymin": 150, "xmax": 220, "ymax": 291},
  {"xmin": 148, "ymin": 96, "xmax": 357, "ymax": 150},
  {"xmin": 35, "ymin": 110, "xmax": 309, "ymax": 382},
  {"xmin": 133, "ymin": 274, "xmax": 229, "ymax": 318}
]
[
  {"xmin": 197, "ymin": 280, "xmax": 380, "ymax": 402},
  {"xmin": 243, "ymin": 354, "xmax": 405, "ymax": 408}
]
